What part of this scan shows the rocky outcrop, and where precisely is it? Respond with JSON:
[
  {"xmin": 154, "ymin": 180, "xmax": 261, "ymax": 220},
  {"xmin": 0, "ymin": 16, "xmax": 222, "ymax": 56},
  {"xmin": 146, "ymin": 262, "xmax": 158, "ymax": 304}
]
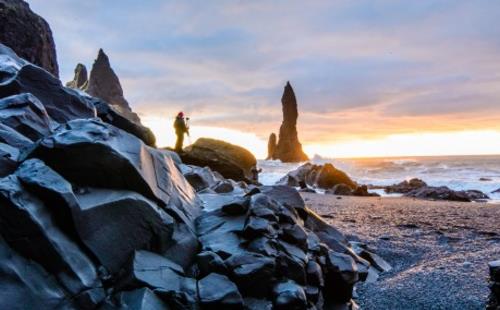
[
  {"xmin": 0, "ymin": 30, "xmax": 383, "ymax": 309},
  {"xmin": 385, "ymin": 178, "xmax": 427, "ymax": 194},
  {"xmin": 270, "ymin": 82, "xmax": 308, "ymax": 162},
  {"xmin": 267, "ymin": 133, "xmax": 277, "ymax": 160},
  {"xmin": 405, "ymin": 186, "xmax": 489, "ymax": 202},
  {"xmin": 384, "ymin": 178, "xmax": 489, "ymax": 202},
  {"xmin": 181, "ymin": 138, "xmax": 257, "ymax": 183},
  {"xmin": 488, "ymin": 260, "xmax": 500, "ymax": 310},
  {"xmin": 0, "ymin": 0, "xmax": 58, "ymax": 77},
  {"xmin": 279, "ymin": 163, "xmax": 356, "ymax": 189},
  {"xmin": 65, "ymin": 63, "xmax": 88, "ymax": 89},
  {"xmin": 85, "ymin": 49, "xmax": 141, "ymax": 123}
]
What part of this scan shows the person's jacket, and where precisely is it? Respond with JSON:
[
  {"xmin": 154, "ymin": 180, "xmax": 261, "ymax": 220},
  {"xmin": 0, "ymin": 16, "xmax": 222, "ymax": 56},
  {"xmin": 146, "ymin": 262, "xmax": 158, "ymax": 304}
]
[{"xmin": 174, "ymin": 117, "xmax": 188, "ymax": 135}]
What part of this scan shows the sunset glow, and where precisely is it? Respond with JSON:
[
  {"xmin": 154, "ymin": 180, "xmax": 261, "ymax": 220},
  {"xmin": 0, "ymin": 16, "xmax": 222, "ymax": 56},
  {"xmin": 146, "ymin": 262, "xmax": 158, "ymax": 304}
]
[{"xmin": 143, "ymin": 115, "xmax": 500, "ymax": 159}]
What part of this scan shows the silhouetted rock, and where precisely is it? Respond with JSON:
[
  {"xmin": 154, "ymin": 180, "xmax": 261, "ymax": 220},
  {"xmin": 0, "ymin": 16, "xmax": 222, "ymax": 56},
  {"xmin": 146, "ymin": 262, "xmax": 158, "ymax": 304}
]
[
  {"xmin": 406, "ymin": 186, "xmax": 489, "ymax": 202},
  {"xmin": 267, "ymin": 132, "xmax": 277, "ymax": 160},
  {"xmin": 85, "ymin": 49, "xmax": 141, "ymax": 123},
  {"xmin": 385, "ymin": 178, "xmax": 427, "ymax": 194},
  {"xmin": 323, "ymin": 251, "xmax": 358, "ymax": 303},
  {"xmin": 352, "ymin": 185, "xmax": 380, "ymax": 197},
  {"xmin": 65, "ymin": 63, "xmax": 88, "ymax": 89},
  {"xmin": 327, "ymin": 184, "xmax": 353, "ymax": 196},
  {"xmin": 91, "ymin": 96, "xmax": 156, "ymax": 146},
  {"xmin": 0, "ymin": 0, "xmax": 59, "ymax": 77},
  {"xmin": 488, "ymin": 260, "xmax": 500, "ymax": 310},
  {"xmin": 0, "ymin": 44, "xmax": 96, "ymax": 122},
  {"xmin": 271, "ymin": 82, "xmax": 308, "ymax": 162},
  {"xmin": 278, "ymin": 163, "xmax": 357, "ymax": 191},
  {"xmin": 181, "ymin": 138, "xmax": 257, "ymax": 182}
]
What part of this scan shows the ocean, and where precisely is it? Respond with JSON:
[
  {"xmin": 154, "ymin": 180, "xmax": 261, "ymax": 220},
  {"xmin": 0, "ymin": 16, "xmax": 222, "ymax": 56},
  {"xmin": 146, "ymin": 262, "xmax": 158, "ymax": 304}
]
[{"xmin": 258, "ymin": 155, "xmax": 500, "ymax": 202}]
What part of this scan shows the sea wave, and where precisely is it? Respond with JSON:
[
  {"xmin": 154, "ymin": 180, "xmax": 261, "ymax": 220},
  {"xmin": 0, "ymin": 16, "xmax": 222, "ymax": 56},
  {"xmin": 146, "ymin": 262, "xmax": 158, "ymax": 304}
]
[{"xmin": 258, "ymin": 155, "xmax": 500, "ymax": 202}]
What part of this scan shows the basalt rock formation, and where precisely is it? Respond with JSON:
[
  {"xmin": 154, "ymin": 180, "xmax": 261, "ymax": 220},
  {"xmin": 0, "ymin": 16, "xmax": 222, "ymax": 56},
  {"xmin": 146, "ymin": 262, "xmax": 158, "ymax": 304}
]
[
  {"xmin": 267, "ymin": 132, "xmax": 277, "ymax": 160},
  {"xmin": 65, "ymin": 63, "xmax": 88, "ymax": 89},
  {"xmin": 0, "ymin": 0, "xmax": 59, "ymax": 77},
  {"xmin": 181, "ymin": 138, "xmax": 258, "ymax": 183},
  {"xmin": 69, "ymin": 49, "xmax": 142, "ymax": 124},
  {"xmin": 0, "ymin": 34, "xmax": 384, "ymax": 309},
  {"xmin": 270, "ymin": 82, "xmax": 308, "ymax": 162}
]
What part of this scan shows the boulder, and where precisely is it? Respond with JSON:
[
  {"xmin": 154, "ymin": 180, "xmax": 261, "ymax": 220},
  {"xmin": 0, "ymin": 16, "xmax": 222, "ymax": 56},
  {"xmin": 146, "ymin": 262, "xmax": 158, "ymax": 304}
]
[
  {"xmin": 272, "ymin": 280, "xmax": 308, "ymax": 310},
  {"xmin": 0, "ymin": 93, "xmax": 54, "ymax": 141},
  {"xmin": 406, "ymin": 186, "xmax": 489, "ymax": 202},
  {"xmin": 119, "ymin": 250, "xmax": 197, "ymax": 309},
  {"xmin": 326, "ymin": 184, "xmax": 353, "ymax": 196},
  {"xmin": 0, "ymin": 43, "xmax": 96, "ymax": 122},
  {"xmin": 352, "ymin": 185, "xmax": 380, "ymax": 197},
  {"xmin": 181, "ymin": 138, "xmax": 257, "ymax": 182},
  {"xmin": 74, "ymin": 187, "xmax": 175, "ymax": 273},
  {"xmin": 0, "ymin": 0, "xmax": 59, "ymax": 77},
  {"xmin": 182, "ymin": 165, "xmax": 221, "ymax": 192},
  {"xmin": 0, "ymin": 236, "xmax": 73, "ymax": 309},
  {"xmin": 385, "ymin": 178, "xmax": 427, "ymax": 194},
  {"xmin": 0, "ymin": 122, "xmax": 33, "ymax": 150},
  {"xmin": 323, "ymin": 251, "xmax": 358, "ymax": 303},
  {"xmin": 267, "ymin": 132, "xmax": 277, "ymax": 160},
  {"xmin": 0, "ymin": 173, "xmax": 104, "ymax": 303},
  {"xmin": 271, "ymin": 82, "xmax": 308, "ymax": 162},
  {"xmin": 315, "ymin": 163, "xmax": 357, "ymax": 190},
  {"xmin": 197, "ymin": 251, "xmax": 228, "ymax": 277},
  {"xmin": 198, "ymin": 273, "xmax": 243, "ymax": 309},
  {"xmin": 25, "ymin": 119, "xmax": 200, "ymax": 229},
  {"xmin": 278, "ymin": 163, "xmax": 357, "ymax": 191},
  {"xmin": 65, "ymin": 63, "xmax": 88, "ymax": 89},
  {"xmin": 85, "ymin": 49, "xmax": 141, "ymax": 124}
]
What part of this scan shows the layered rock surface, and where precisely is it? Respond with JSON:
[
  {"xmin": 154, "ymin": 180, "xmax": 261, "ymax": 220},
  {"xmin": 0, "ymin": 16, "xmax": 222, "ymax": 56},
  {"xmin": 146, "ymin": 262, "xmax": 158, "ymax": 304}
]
[
  {"xmin": 269, "ymin": 81, "xmax": 308, "ymax": 162},
  {"xmin": 0, "ymin": 0, "xmax": 59, "ymax": 77}
]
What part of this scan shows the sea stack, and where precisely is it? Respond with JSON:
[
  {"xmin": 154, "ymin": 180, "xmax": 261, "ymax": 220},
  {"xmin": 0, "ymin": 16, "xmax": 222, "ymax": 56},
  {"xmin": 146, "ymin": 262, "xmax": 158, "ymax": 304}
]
[
  {"xmin": 266, "ymin": 133, "xmax": 277, "ymax": 160},
  {"xmin": 85, "ymin": 49, "xmax": 141, "ymax": 123},
  {"xmin": 271, "ymin": 81, "xmax": 308, "ymax": 162},
  {"xmin": 0, "ymin": 0, "xmax": 59, "ymax": 77},
  {"xmin": 65, "ymin": 63, "xmax": 88, "ymax": 89}
]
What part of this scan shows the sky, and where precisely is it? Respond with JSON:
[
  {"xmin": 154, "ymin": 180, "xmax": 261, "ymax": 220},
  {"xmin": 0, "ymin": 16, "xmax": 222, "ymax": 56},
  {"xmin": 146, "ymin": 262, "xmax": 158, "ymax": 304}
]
[{"xmin": 28, "ymin": 0, "xmax": 500, "ymax": 159}]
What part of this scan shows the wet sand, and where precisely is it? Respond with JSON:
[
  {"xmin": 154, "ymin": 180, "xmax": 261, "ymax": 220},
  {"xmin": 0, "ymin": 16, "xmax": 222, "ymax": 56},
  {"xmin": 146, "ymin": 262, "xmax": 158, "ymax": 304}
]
[{"xmin": 302, "ymin": 193, "xmax": 500, "ymax": 309}]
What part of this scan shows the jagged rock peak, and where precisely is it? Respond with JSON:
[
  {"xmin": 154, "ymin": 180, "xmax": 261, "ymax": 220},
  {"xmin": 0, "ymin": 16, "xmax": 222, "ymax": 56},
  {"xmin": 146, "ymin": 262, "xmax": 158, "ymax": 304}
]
[
  {"xmin": 0, "ymin": 0, "xmax": 59, "ymax": 77},
  {"xmin": 65, "ymin": 63, "xmax": 87, "ymax": 89},
  {"xmin": 85, "ymin": 48, "xmax": 141, "ymax": 124},
  {"xmin": 271, "ymin": 81, "xmax": 309, "ymax": 163}
]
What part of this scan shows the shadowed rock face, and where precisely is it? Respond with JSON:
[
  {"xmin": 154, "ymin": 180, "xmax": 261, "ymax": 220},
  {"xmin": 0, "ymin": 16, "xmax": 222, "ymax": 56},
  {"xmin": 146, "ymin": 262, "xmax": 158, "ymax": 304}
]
[
  {"xmin": 65, "ymin": 63, "xmax": 88, "ymax": 89},
  {"xmin": 181, "ymin": 138, "xmax": 257, "ymax": 183},
  {"xmin": 272, "ymin": 82, "xmax": 308, "ymax": 163},
  {"xmin": 0, "ymin": 0, "xmax": 58, "ymax": 77},
  {"xmin": 267, "ymin": 133, "xmax": 277, "ymax": 160},
  {"xmin": 85, "ymin": 49, "xmax": 141, "ymax": 124}
]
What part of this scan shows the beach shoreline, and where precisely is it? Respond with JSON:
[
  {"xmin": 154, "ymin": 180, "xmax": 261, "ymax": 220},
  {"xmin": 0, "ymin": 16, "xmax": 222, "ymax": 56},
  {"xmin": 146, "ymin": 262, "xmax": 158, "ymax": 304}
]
[{"xmin": 303, "ymin": 193, "xmax": 500, "ymax": 309}]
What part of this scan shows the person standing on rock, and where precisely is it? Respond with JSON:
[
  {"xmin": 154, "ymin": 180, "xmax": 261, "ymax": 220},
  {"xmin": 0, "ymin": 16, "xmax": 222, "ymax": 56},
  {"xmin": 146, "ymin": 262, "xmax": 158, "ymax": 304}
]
[{"xmin": 174, "ymin": 111, "xmax": 189, "ymax": 152}]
